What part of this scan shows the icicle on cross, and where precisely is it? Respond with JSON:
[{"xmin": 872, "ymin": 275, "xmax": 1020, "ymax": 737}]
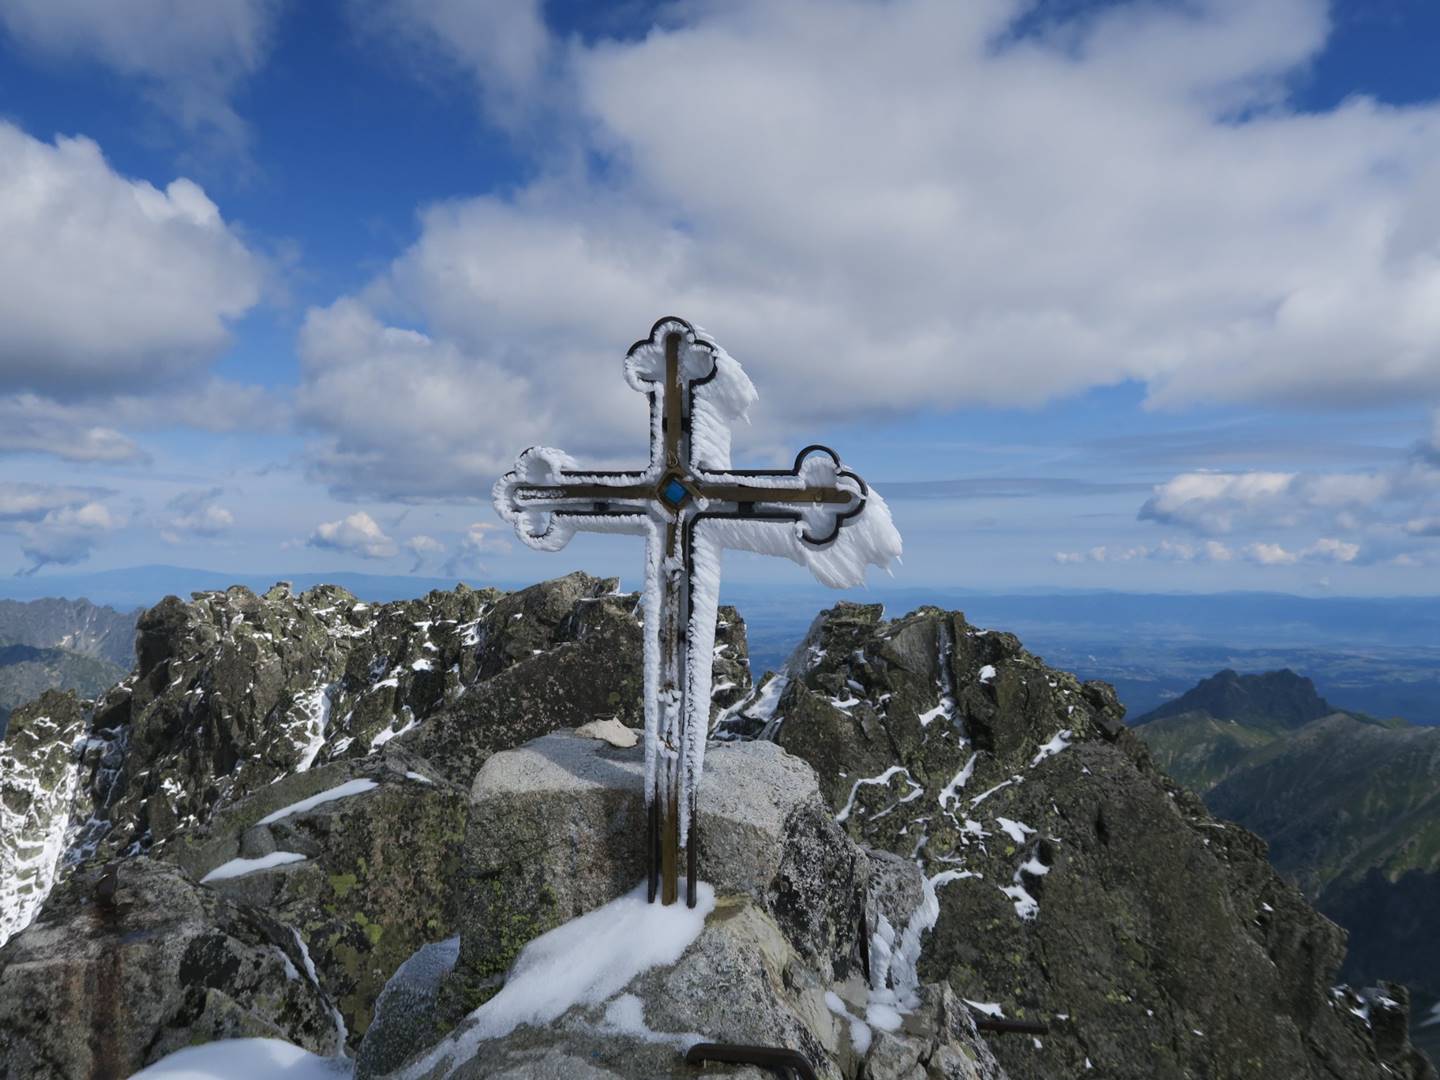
[{"xmin": 493, "ymin": 317, "xmax": 901, "ymax": 908}]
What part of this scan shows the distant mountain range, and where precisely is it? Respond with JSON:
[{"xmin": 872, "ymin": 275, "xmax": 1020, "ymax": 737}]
[
  {"xmin": 0, "ymin": 598, "xmax": 137, "ymax": 736},
  {"xmin": 9, "ymin": 568, "xmax": 1439, "ymax": 723},
  {"xmin": 1133, "ymin": 669, "xmax": 1440, "ymax": 1061}
]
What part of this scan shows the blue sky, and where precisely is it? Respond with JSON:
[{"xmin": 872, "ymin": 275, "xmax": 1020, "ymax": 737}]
[{"xmin": 1, "ymin": 0, "xmax": 1439, "ymax": 596}]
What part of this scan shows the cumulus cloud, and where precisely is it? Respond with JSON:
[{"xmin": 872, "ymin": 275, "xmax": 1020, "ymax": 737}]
[
  {"xmin": 14, "ymin": 501, "xmax": 120, "ymax": 575},
  {"xmin": 0, "ymin": 395, "xmax": 145, "ymax": 462},
  {"xmin": 444, "ymin": 522, "xmax": 511, "ymax": 576},
  {"xmin": 1302, "ymin": 537, "xmax": 1361, "ymax": 562},
  {"xmin": 307, "ymin": 512, "xmax": 399, "ymax": 560},
  {"xmin": 0, "ymin": 482, "xmax": 113, "ymax": 523},
  {"xmin": 1, "ymin": 483, "xmax": 120, "ymax": 573},
  {"xmin": 404, "ymin": 533, "xmax": 445, "ymax": 572},
  {"xmin": 350, "ymin": 0, "xmax": 553, "ymax": 127},
  {"xmin": 296, "ymin": 299, "xmax": 556, "ymax": 501},
  {"xmin": 1240, "ymin": 538, "xmax": 1359, "ymax": 566},
  {"xmin": 161, "ymin": 488, "xmax": 235, "ymax": 543},
  {"xmin": 0, "ymin": 124, "xmax": 263, "ymax": 399},
  {"xmin": 1054, "ymin": 539, "xmax": 1233, "ymax": 564},
  {"xmin": 1137, "ymin": 445, "xmax": 1439, "ymax": 536},
  {"xmin": 1139, "ymin": 472, "xmax": 1300, "ymax": 534},
  {"xmin": 0, "ymin": 0, "xmax": 280, "ymax": 156},
  {"xmin": 304, "ymin": 0, "xmax": 1440, "ymax": 504},
  {"xmin": 1057, "ymin": 535, "xmax": 1359, "ymax": 567}
]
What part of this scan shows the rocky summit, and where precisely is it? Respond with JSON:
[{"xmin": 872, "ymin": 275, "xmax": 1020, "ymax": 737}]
[
  {"xmin": 0, "ymin": 576, "xmax": 1432, "ymax": 1080},
  {"xmin": 721, "ymin": 602, "xmax": 1436, "ymax": 1080},
  {"xmin": 1131, "ymin": 667, "xmax": 1440, "ymax": 1065}
]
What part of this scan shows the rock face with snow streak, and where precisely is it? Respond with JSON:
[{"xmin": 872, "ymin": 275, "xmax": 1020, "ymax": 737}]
[
  {"xmin": 443, "ymin": 898, "xmax": 1002, "ymax": 1080},
  {"xmin": 0, "ymin": 857, "xmax": 340, "ymax": 1079},
  {"xmin": 0, "ymin": 689, "xmax": 84, "ymax": 948},
  {"xmin": 51, "ymin": 572, "xmax": 746, "ymax": 865},
  {"xmin": 444, "ymin": 733, "xmax": 868, "ymax": 1014},
  {"xmin": 747, "ymin": 601, "xmax": 1435, "ymax": 1080},
  {"xmin": 169, "ymin": 756, "xmax": 467, "ymax": 1049},
  {"xmin": 371, "ymin": 731, "xmax": 1005, "ymax": 1080},
  {"xmin": 0, "ymin": 573, "xmax": 752, "ymax": 1060}
]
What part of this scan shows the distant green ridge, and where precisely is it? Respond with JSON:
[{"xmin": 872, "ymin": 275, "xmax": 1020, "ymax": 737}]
[
  {"xmin": 1134, "ymin": 667, "xmax": 1440, "ymax": 1005},
  {"xmin": 1134, "ymin": 667, "xmax": 1335, "ymax": 731}
]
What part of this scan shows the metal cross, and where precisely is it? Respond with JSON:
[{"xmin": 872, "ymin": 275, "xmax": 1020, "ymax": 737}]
[{"xmin": 494, "ymin": 316, "xmax": 875, "ymax": 907}]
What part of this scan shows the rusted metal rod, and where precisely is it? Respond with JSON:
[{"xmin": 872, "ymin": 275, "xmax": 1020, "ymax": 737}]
[
  {"xmin": 684, "ymin": 1042, "xmax": 818, "ymax": 1080},
  {"xmin": 972, "ymin": 1016, "xmax": 1050, "ymax": 1035}
]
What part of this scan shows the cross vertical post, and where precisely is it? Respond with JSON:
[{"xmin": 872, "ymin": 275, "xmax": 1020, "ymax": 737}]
[{"xmin": 494, "ymin": 317, "xmax": 900, "ymax": 907}]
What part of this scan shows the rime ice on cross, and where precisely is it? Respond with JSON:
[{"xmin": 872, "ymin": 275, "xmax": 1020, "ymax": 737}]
[{"xmin": 494, "ymin": 317, "xmax": 901, "ymax": 907}]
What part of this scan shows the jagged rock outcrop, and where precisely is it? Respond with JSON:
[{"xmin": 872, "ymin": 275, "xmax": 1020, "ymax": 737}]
[
  {"xmin": 0, "ymin": 597, "xmax": 137, "ymax": 737},
  {"xmin": 72, "ymin": 572, "xmax": 747, "ymax": 858},
  {"xmin": 0, "ymin": 858, "xmax": 340, "ymax": 1079},
  {"xmin": 445, "ymin": 733, "xmax": 867, "ymax": 1013},
  {"xmin": 0, "ymin": 597, "xmax": 138, "ymax": 669},
  {"xmin": 738, "ymin": 602, "xmax": 1435, "ymax": 1080},
  {"xmin": 168, "ymin": 756, "xmax": 467, "ymax": 1049},
  {"xmin": 0, "ymin": 574, "xmax": 752, "ymax": 1061},
  {"xmin": 0, "ymin": 690, "xmax": 85, "ymax": 947},
  {"xmin": 1133, "ymin": 669, "xmax": 1440, "ymax": 1034},
  {"xmin": 372, "ymin": 731, "xmax": 1005, "ymax": 1080}
]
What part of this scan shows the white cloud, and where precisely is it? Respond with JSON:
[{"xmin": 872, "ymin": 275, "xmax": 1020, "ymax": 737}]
[
  {"xmin": 14, "ymin": 501, "xmax": 119, "ymax": 574},
  {"xmin": 1137, "ymin": 447, "xmax": 1440, "ymax": 536},
  {"xmin": 1139, "ymin": 472, "xmax": 1298, "ymax": 534},
  {"xmin": 0, "ymin": 124, "xmax": 263, "ymax": 399},
  {"xmin": 0, "ymin": 482, "xmax": 112, "ymax": 523},
  {"xmin": 1240, "ymin": 538, "xmax": 1359, "ymax": 566},
  {"xmin": 404, "ymin": 533, "xmax": 445, "ymax": 572},
  {"xmin": 306, "ymin": 0, "xmax": 1440, "ymax": 499},
  {"xmin": 0, "ymin": 0, "xmax": 280, "ymax": 154},
  {"xmin": 1053, "ymin": 539, "xmax": 1233, "ymax": 564},
  {"xmin": 350, "ymin": 0, "xmax": 552, "ymax": 126},
  {"xmin": 0, "ymin": 395, "xmax": 145, "ymax": 462},
  {"xmin": 1302, "ymin": 537, "xmax": 1360, "ymax": 563},
  {"xmin": 1243, "ymin": 541, "xmax": 1297, "ymax": 566},
  {"xmin": 0, "ymin": 377, "xmax": 283, "ymax": 465},
  {"xmin": 161, "ymin": 488, "xmax": 235, "ymax": 543},
  {"xmin": 310, "ymin": 0, "xmax": 1440, "ymax": 499},
  {"xmin": 444, "ymin": 522, "xmax": 511, "ymax": 576},
  {"xmin": 1404, "ymin": 517, "xmax": 1440, "ymax": 537},
  {"xmin": 307, "ymin": 511, "xmax": 399, "ymax": 560},
  {"xmin": 296, "ymin": 299, "xmax": 553, "ymax": 501}
]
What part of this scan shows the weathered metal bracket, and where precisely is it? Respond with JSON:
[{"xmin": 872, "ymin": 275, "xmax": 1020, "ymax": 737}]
[
  {"xmin": 972, "ymin": 1016, "xmax": 1050, "ymax": 1035},
  {"xmin": 684, "ymin": 1042, "xmax": 818, "ymax": 1080}
]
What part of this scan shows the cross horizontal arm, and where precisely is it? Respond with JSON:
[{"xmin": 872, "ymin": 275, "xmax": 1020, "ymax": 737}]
[
  {"xmin": 513, "ymin": 483, "xmax": 654, "ymax": 503},
  {"xmin": 693, "ymin": 482, "xmax": 854, "ymax": 506}
]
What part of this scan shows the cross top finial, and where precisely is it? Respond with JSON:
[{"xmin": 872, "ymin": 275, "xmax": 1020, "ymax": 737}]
[{"xmin": 493, "ymin": 317, "xmax": 901, "ymax": 906}]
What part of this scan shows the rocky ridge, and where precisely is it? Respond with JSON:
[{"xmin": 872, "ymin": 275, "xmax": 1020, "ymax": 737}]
[
  {"xmin": 1131, "ymin": 669, "xmax": 1440, "ymax": 1063},
  {"xmin": 370, "ymin": 731, "xmax": 1005, "ymax": 1080},
  {"xmin": 0, "ymin": 597, "xmax": 136, "ymax": 736},
  {"xmin": 0, "ymin": 597, "xmax": 138, "ymax": 669},
  {"xmin": 719, "ymin": 602, "xmax": 1436, "ymax": 1080},
  {"xmin": 0, "ymin": 579, "xmax": 1431, "ymax": 1080},
  {"xmin": 0, "ymin": 573, "xmax": 751, "ymax": 1074},
  {"xmin": 0, "ymin": 690, "xmax": 86, "ymax": 945}
]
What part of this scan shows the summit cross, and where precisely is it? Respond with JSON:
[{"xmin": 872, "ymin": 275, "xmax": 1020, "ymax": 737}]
[{"xmin": 494, "ymin": 317, "xmax": 901, "ymax": 907}]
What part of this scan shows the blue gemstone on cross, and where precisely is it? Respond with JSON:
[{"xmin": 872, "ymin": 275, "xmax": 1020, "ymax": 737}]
[{"xmin": 660, "ymin": 477, "xmax": 689, "ymax": 507}]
